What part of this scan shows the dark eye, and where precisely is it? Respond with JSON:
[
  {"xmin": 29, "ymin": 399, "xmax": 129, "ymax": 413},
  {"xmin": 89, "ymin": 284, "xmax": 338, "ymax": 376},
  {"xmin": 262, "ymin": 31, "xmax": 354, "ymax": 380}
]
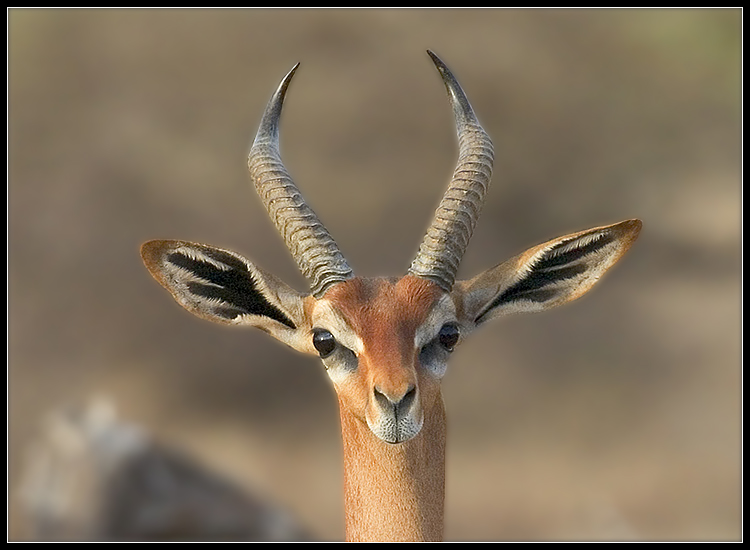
[
  {"xmin": 438, "ymin": 324, "xmax": 459, "ymax": 351},
  {"xmin": 312, "ymin": 329, "xmax": 337, "ymax": 358}
]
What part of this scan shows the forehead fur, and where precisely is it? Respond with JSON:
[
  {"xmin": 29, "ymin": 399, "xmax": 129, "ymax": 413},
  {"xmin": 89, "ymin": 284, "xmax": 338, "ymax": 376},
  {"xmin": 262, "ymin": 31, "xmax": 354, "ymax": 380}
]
[{"xmin": 323, "ymin": 276, "xmax": 445, "ymax": 338}]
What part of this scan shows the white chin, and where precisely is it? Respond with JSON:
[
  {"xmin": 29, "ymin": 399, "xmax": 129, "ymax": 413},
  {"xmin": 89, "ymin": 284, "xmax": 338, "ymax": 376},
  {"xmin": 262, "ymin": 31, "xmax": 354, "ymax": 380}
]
[{"xmin": 368, "ymin": 415, "xmax": 424, "ymax": 444}]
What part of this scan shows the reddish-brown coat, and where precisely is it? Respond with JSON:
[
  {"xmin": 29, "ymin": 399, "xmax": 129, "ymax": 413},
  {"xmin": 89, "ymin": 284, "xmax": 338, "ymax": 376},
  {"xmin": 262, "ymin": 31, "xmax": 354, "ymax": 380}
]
[{"xmin": 324, "ymin": 276, "xmax": 447, "ymax": 541}]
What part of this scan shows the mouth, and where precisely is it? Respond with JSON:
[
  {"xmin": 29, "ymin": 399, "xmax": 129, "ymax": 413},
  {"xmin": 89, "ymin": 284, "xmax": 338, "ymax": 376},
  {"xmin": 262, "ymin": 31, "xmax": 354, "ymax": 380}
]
[{"xmin": 367, "ymin": 413, "xmax": 424, "ymax": 444}]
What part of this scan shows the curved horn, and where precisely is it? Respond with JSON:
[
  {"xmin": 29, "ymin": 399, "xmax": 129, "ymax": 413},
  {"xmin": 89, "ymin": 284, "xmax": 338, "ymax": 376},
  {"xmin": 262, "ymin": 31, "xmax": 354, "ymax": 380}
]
[
  {"xmin": 407, "ymin": 51, "xmax": 495, "ymax": 292},
  {"xmin": 247, "ymin": 63, "xmax": 354, "ymax": 298}
]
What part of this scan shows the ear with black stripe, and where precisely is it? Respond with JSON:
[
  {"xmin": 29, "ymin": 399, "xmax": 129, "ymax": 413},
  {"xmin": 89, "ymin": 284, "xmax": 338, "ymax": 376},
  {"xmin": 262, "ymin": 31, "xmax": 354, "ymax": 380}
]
[
  {"xmin": 141, "ymin": 240, "xmax": 313, "ymax": 353},
  {"xmin": 455, "ymin": 220, "xmax": 641, "ymax": 327}
]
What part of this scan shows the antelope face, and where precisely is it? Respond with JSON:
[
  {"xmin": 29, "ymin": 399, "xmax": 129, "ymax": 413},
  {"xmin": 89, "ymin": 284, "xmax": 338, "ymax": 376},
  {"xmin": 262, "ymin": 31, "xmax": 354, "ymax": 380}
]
[
  {"xmin": 311, "ymin": 277, "xmax": 455, "ymax": 443},
  {"xmin": 141, "ymin": 51, "xmax": 641, "ymax": 447}
]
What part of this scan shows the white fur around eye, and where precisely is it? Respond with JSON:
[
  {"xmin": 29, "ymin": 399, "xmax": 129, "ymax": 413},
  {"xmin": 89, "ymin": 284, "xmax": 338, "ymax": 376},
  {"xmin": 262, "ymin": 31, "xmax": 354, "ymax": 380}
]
[
  {"xmin": 414, "ymin": 294, "xmax": 457, "ymax": 351},
  {"xmin": 311, "ymin": 300, "xmax": 364, "ymax": 356}
]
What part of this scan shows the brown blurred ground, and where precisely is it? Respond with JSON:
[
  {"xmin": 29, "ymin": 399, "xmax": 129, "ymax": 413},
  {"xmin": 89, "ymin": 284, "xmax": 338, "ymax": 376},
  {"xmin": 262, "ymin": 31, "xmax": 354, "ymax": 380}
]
[{"xmin": 9, "ymin": 8, "xmax": 740, "ymax": 541}]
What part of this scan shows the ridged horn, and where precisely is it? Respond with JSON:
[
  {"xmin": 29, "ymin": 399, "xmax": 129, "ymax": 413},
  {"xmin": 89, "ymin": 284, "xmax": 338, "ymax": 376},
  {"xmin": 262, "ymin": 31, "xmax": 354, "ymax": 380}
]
[
  {"xmin": 407, "ymin": 51, "xmax": 495, "ymax": 292},
  {"xmin": 247, "ymin": 63, "xmax": 354, "ymax": 298}
]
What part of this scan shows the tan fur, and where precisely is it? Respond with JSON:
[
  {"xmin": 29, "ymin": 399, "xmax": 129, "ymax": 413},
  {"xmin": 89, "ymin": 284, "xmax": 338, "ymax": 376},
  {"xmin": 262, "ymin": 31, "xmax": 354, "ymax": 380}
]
[
  {"xmin": 339, "ymin": 396, "xmax": 445, "ymax": 542},
  {"xmin": 322, "ymin": 277, "xmax": 446, "ymax": 541}
]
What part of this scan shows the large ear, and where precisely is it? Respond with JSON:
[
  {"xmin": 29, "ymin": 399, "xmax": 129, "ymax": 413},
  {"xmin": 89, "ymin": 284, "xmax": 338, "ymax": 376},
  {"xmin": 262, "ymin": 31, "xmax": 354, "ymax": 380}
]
[
  {"xmin": 141, "ymin": 240, "xmax": 313, "ymax": 353},
  {"xmin": 455, "ymin": 219, "xmax": 641, "ymax": 327}
]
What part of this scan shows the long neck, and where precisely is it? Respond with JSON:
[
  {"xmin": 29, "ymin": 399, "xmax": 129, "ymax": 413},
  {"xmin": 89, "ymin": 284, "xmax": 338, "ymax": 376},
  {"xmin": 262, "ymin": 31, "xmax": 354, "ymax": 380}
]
[{"xmin": 338, "ymin": 396, "xmax": 446, "ymax": 542}]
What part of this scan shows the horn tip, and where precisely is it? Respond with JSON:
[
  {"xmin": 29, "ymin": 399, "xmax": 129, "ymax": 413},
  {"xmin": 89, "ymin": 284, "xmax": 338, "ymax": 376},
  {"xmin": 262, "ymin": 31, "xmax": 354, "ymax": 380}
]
[
  {"xmin": 252, "ymin": 62, "xmax": 301, "ymax": 147},
  {"xmin": 426, "ymin": 49, "xmax": 448, "ymax": 74},
  {"xmin": 277, "ymin": 62, "xmax": 301, "ymax": 97},
  {"xmin": 425, "ymin": 49, "xmax": 477, "ymax": 126}
]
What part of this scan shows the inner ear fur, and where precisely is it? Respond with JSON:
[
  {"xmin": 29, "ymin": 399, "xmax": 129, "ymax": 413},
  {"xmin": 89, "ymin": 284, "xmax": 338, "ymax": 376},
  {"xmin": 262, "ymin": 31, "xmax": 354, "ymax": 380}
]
[
  {"xmin": 455, "ymin": 219, "xmax": 641, "ymax": 326},
  {"xmin": 141, "ymin": 240, "xmax": 314, "ymax": 352}
]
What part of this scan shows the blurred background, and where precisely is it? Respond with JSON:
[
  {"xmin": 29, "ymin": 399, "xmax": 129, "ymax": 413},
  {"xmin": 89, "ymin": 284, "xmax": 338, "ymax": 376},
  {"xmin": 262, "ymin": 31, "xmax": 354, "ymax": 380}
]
[{"xmin": 9, "ymin": 8, "xmax": 740, "ymax": 541}]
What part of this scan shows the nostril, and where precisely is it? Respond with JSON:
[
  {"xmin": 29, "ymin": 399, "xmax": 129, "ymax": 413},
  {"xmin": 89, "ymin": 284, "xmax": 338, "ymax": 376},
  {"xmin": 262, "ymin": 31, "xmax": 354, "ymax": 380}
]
[
  {"xmin": 373, "ymin": 385, "xmax": 417, "ymax": 415},
  {"xmin": 373, "ymin": 386, "xmax": 390, "ymax": 410},
  {"xmin": 400, "ymin": 385, "xmax": 417, "ymax": 412}
]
